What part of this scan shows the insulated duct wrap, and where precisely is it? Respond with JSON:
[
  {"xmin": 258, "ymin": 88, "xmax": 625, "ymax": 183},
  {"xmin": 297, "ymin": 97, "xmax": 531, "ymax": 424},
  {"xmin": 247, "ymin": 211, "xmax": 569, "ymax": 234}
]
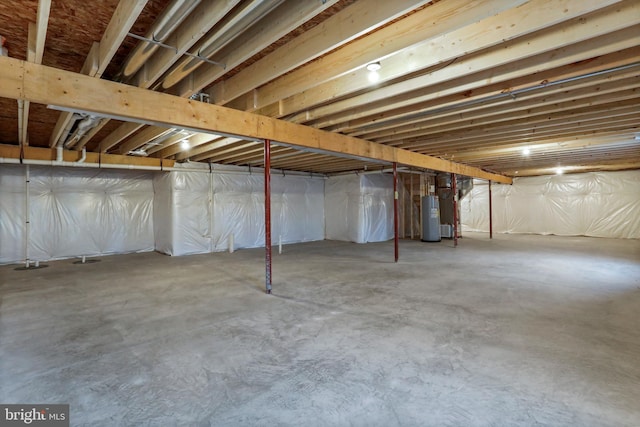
[{"xmin": 461, "ymin": 171, "xmax": 640, "ymax": 239}]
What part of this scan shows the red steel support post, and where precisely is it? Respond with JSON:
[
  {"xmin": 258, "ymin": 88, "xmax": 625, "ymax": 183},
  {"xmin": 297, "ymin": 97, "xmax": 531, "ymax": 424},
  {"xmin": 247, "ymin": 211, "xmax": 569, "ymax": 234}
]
[
  {"xmin": 393, "ymin": 162, "xmax": 399, "ymax": 262},
  {"xmin": 451, "ymin": 173, "xmax": 458, "ymax": 247},
  {"xmin": 264, "ymin": 139, "xmax": 272, "ymax": 294},
  {"xmin": 489, "ymin": 180, "xmax": 493, "ymax": 239}
]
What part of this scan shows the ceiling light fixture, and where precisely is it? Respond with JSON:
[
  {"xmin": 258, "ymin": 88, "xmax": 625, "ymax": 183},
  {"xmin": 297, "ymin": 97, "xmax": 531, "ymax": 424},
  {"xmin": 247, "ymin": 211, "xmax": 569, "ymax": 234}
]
[
  {"xmin": 368, "ymin": 71, "xmax": 380, "ymax": 83},
  {"xmin": 180, "ymin": 140, "xmax": 190, "ymax": 150},
  {"xmin": 366, "ymin": 62, "xmax": 381, "ymax": 72},
  {"xmin": 522, "ymin": 147, "xmax": 530, "ymax": 156},
  {"xmin": 556, "ymin": 167, "xmax": 564, "ymax": 175},
  {"xmin": 366, "ymin": 62, "xmax": 381, "ymax": 83}
]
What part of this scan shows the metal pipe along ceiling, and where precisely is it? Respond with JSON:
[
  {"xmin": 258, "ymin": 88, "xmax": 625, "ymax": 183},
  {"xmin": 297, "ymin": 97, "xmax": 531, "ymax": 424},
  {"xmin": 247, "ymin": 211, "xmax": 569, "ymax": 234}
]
[
  {"xmin": 161, "ymin": 0, "xmax": 284, "ymax": 89},
  {"xmin": 123, "ymin": 0, "xmax": 202, "ymax": 77}
]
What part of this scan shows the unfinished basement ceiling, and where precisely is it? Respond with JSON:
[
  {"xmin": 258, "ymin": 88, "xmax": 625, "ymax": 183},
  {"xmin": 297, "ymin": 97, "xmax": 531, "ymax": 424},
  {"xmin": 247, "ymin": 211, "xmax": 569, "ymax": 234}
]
[{"xmin": 0, "ymin": 0, "xmax": 638, "ymax": 176}]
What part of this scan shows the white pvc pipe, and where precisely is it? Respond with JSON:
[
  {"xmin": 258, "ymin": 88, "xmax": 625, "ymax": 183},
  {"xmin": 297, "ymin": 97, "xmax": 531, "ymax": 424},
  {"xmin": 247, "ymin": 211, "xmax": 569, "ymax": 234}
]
[
  {"xmin": 0, "ymin": 158, "xmax": 21, "ymax": 164},
  {"xmin": 229, "ymin": 233, "xmax": 234, "ymax": 253},
  {"xmin": 77, "ymin": 147, "xmax": 86, "ymax": 163},
  {"xmin": 21, "ymin": 159, "xmax": 100, "ymax": 168},
  {"xmin": 17, "ymin": 100, "xmax": 24, "ymax": 143},
  {"xmin": 56, "ymin": 146, "xmax": 63, "ymax": 162},
  {"xmin": 278, "ymin": 235, "xmax": 282, "ymax": 254},
  {"xmin": 81, "ymin": 256, "xmax": 86, "ymax": 264},
  {"xmin": 11, "ymin": 159, "xmax": 328, "ymax": 176}
]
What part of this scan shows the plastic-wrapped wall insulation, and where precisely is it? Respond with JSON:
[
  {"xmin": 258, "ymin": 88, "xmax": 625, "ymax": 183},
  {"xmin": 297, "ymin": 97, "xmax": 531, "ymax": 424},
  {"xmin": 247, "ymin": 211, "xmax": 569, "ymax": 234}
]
[
  {"xmin": 153, "ymin": 164, "xmax": 325, "ymax": 256},
  {"xmin": 0, "ymin": 164, "xmax": 155, "ymax": 264},
  {"xmin": 461, "ymin": 170, "xmax": 640, "ymax": 239},
  {"xmin": 0, "ymin": 165, "xmax": 25, "ymax": 263},
  {"xmin": 325, "ymin": 174, "xmax": 394, "ymax": 243}
]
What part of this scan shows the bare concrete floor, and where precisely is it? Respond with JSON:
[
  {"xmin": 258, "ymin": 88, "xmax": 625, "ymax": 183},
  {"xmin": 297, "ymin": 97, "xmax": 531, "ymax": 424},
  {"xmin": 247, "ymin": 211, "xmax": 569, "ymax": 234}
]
[{"xmin": 1, "ymin": 233, "xmax": 639, "ymax": 426}]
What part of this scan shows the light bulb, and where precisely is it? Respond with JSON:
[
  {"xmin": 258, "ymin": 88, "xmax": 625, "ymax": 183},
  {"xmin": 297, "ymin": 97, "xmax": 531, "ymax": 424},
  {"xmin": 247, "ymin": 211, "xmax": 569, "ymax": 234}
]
[{"xmin": 366, "ymin": 62, "xmax": 381, "ymax": 72}]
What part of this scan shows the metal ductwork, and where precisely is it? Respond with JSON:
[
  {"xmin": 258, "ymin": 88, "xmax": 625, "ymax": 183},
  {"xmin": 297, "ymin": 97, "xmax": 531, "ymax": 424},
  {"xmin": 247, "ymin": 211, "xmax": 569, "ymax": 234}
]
[
  {"xmin": 123, "ymin": 0, "xmax": 202, "ymax": 77},
  {"xmin": 162, "ymin": 0, "xmax": 284, "ymax": 89}
]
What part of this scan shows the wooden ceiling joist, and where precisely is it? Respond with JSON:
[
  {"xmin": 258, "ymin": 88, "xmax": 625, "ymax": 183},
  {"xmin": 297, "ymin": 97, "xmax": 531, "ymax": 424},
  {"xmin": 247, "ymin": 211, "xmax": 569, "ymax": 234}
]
[
  {"xmin": 174, "ymin": 0, "xmax": 342, "ymax": 97},
  {"xmin": 250, "ymin": 0, "xmax": 628, "ymax": 116},
  {"xmin": 162, "ymin": 135, "xmax": 235, "ymax": 160},
  {"xmin": 317, "ymin": 38, "xmax": 640, "ymax": 133},
  {"xmin": 209, "ymin": 0, "xmax": 433, "ymax": 107},
  {"xmin": 18, "ymin": 0, "xmax": 51, "ymax": 146},
  {"xmin": 365, "ymin": 83, "xmax": 640, "ymax": 143}
]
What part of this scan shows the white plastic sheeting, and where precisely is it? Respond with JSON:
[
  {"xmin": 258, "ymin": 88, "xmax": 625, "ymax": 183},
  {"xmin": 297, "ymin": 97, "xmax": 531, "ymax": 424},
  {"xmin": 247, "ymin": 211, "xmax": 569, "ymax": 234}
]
[
  {"xmin": 461, "ymin": 170, "xmax": 640, "ymax": 239},
  {"xmin": 1, "ymin": 161, "xmax": 402, "ymax": 264},
  {"xmin": 325, "ymin": 173, "xmax": 394, "ymax": 243},
  {"xmin": 154, "ymin": 164, "xmax": 325, "ymax": 256},
  {"xmin": 0, "ymin": 164, "xmax": 155, "ymax": 264},
  {"xmin": 0, "ymin": 165, "xmax": 25, "ymax": 263}
]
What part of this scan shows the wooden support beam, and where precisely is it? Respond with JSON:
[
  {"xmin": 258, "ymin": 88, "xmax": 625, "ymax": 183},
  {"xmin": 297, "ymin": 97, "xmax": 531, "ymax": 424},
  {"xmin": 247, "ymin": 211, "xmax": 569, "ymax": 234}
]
[
  {"xmin": 0, "ymin": 56, "xmax": 511, "ymax": 183},
  {"xmin": 0, "ymin": 144, "xmax": 174, "ymax": 169}
]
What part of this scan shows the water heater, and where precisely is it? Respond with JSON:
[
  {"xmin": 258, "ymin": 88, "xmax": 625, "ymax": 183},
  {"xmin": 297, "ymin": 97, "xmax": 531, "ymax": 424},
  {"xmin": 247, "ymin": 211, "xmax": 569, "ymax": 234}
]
[{"xmin": 421, "ymin": 195, "xmax": 441, "ymax": 242}]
